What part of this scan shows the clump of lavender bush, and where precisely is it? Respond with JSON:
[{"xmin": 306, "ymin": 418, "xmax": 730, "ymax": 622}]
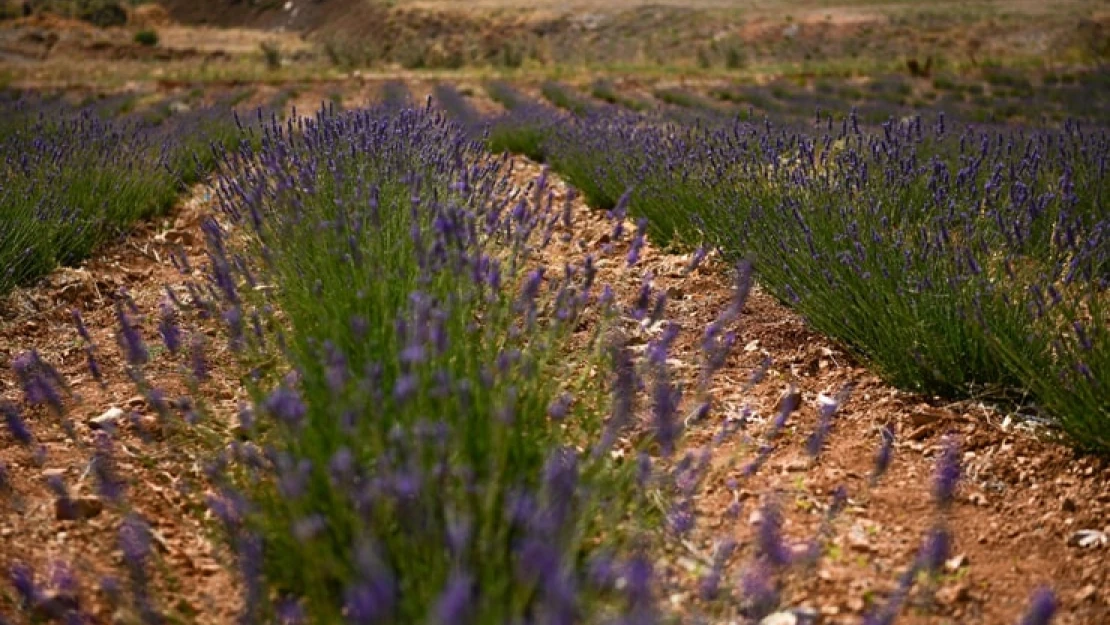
[
  {"xmin": 0, "ymin": 94, "xmax": 246, "ymax": 296},
  {"xmin": 518, "ymin": 101, "xmax": 1108, "ymax": 451},
  {"xmin": 210, "ymin": 104, "xmax": 667, "ymax": 622}
]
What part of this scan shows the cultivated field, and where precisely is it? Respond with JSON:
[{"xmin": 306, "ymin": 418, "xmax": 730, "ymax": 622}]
[{"xmin": 0, "ymin": 1, "xmax": 1107, "ymax": 624}]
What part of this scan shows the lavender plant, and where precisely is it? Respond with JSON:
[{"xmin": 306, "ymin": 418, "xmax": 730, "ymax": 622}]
[
  {"xmin": 0, "ymin": 94, "xmax": 246, "ymax": 296},
  {"xmin": 210, "ymin": 104, "xmax": 669, "ymax": 622},
  {"xmin": 514, "ymin": 100, "xmax": 1108, "ymax": 451}
]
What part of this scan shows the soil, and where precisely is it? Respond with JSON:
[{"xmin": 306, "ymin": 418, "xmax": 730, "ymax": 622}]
[
  {"xmin": 1, "ymin": 109, "xmax": 1106, "ymax": 622},
  {"xmin": 0, "ymin": 188, "xmax": 244, "ymax": 623}
]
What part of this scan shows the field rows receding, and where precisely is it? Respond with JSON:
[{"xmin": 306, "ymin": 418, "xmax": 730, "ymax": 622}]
[{"xmin": 0, "ymin": 83, "xmax": 1107, "ymax": 625}]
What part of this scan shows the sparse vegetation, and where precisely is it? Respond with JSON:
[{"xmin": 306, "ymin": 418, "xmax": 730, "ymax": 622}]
[{"xmin": 133, "ymin": 28, "xmax": 158, "ymax": 47}]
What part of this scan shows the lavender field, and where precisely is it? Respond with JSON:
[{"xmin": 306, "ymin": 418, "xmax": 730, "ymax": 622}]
[{"xmin": 1, "ymin": 2, "xmax": 1109, "ymax": 624}]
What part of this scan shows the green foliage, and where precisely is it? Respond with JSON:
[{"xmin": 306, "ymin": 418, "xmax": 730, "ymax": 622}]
[
  {"xmin": 260, "ymin": 41, "xmax": 282, "ymax": 70},
  {"xmin": 540, "ymin": 81, "xmax": 592, "ymax": 116},
  {"xmin": 133, "ymin": 29, "xmax": 159, "ymax": 47},
  {"xmin": 590, "ymin": 79, "xmax": 648, "ymax": 112}
]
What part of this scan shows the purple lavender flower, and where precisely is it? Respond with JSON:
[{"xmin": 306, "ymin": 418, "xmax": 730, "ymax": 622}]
[
  {"xmin": 85, "ymin": 346, "xmax": 104, "ymax": 388},
  {"xmin": 739, "ymin": 559, "xmax": 779, "ymax": 618},
  {"xmin": 919, "ymin": 526, "xmax": 951, "ymax": 575},
  {"xmin": 223, "ymin": 306, "xmax": 245, "ymax": 351},
  {"xmin": 119, "ymin": 514, "xmax": 152, "ymax": 570},
  {"xmin": 547, "ymin": 392, "xmax": 573, "ymax": 420},
  {"xmin": 71, "ymin": 309, "xmax": 91, "ymax": 343},
  {"xmin": 92, "ymin": 431, "xmax": 125, "ymax": 502},
  {"xmin": 684, "ymin": 245, "xmax": 708, "ymax": 275},
  {"xmin": 699, "ymin": 538, "xmax": 737, "ymax": 600},
  {"xmin": 934, "ymin": 434, "xmax": 961, "ymax": 508},
  {"xmin": 587, "ymin": 551, "xmax": 617, "ymax": 588},
  {"xmin": 667, "ymin": 499, "xmax": 695, "ymax": 536},
  {"xmin": 622, "ymin": 552, "xmax": 654, "ymax": 611},
  {"xmin": 806, "ymin": 390, "xmax": 848, "ymax": 458},
  {"xmin": 697, "ymin": 570, "xmax": 722, "ymax": 601},
  {"xmin": 115, "ymin": 302, "xmax": 148, "ymax": 366},
  {"xmin": 871, "ymin": 424, "xmax": 895, "ymax": 485},
  {"xmin": 344, "ymin": 576, "xmax": 396, "ymax": 624},
  {"xmin": 651, "ymin": 363, "xmax": 680, "ymax": 457},
  {"xmin": 292, "ymin": 514, "xmax": 327, "ymax": 541},
  {"xmin": 728, "ymin": 257, "xmax": 754, "ymax": 318},
  {"xmin": 1019, "ymin": 587, "xmax": 1057, "ymax": 625},
  {"xmin": 157, "ymin": 300, "xmax": 181, "ymax": 354},
  {"xmin": 2, "ymin": 400, "xmax": 32, "ymax": 445},
  {"xmin": 757, "ymin": 499, "xmax": 791, "ymax": 567},
  {"xmin": 264, "ymin": 386, "xmax": 307, "ymax": 428},
  {"xmin": 433, "ymin": 572, "xmax": 473, "ymax": 624},
  {"xmin": 9, "ymin": 562, "xmax": 37, "ymax": 607},
  {"xmin": 276, "ymin": 598, "xmax": 306, "ymax": 625},
  {"xmin": 189, "ymin": 333, "xmax": 209, "ymax": 381},
  {"xmin": 627, "ymin": 218, "xmax": 647, "ymax": 266},
  {"xmin": 13, "ymin": 351, "xmax": 65, "ymax": 415}
]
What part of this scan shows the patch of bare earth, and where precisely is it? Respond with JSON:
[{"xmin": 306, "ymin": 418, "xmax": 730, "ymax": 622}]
[{"xmin": 0, "ymin": 186, "xmax": 243, "ymax": 623}]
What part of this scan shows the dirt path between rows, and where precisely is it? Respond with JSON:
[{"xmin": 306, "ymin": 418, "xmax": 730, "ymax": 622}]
[{"xmin": 0, "ymin": 141, "xmax": 1107, "ymax": 624}]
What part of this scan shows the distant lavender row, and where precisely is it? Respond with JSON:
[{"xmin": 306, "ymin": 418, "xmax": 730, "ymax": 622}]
[
  {"xmin": 0, "ymin": 93, "xmax": 244, "ymax": 296},
  {"xmin": 470, "ymin": 92, "xmax": 1109, "ymax": 452}
]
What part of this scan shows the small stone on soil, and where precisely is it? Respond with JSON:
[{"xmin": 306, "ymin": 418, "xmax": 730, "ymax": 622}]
[
  {"xmin": 90, "ymin": 406, "xmax": 124, "ymax": 429},
  {"xmin": 759, "ymin": 612, "xmax": 797, "ymax": 625},
  {"xmin": 55, "ymin": 496, "xmax": 103, "ymax": 521}
]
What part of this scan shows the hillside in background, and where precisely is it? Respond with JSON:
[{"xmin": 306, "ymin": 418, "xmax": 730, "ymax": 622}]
[{"xmin": 124, "ymin": 0, "xmax": 1110, "ymax": 70}]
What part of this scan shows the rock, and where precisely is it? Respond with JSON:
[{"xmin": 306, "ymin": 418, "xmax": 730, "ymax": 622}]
[
  {"xmin": 784, "ymin": 459, "xmax": 809, "ymax": 473},
  {"xmin": 945, "ymin": 553, "xmax": 968, "ymax": 571},
  {"xmin": 791, "ymin": 607, "xmax": 818, "ymax": 624},
  {"xmin": 1076, "ymin": 584, "xmax": 1097, "ymax": 602},
  {"xmin": 90, "ymin": 407, "xmax": 124, "ymax": 430},
  {"xmin": 55, "ymin": 496, "xmax": 103, "ymax": 521},
  {"xmin": 908, "ymin": 424, "xmax": 934, "ymax": 441},
  {"xmin": 1068, "ymin": 529, "xmax": 1108, "ymax": 549},
  {"xmin": 162, "ymin": 229, "xmax": 195, "ymax": 246},
  {"xmin": 775, "ymin": 387, "xmax": 802, "ymax": 413},
  {"xmin": 32, "ymin": 590, "xmax": 80, "ymax": 620},
  {"xmin": 760, "ymin": 612, "xmax": 797, "ymax": 625},
  {"xmin": 847, "ymin": 524, "xmax": 873, "ymax": 553},
  {"xmin": 112, "ymin": 607, "xmax": 142, "ymax": 625},
  {"xmin": 1062, "ymin": 496, "xmax": 1078, "ymax": 513},
  {"xmin": 910, "ymin": 405, "xmax": 946, "ymax": 427},
  {"xmin": 937, "ymin": 582, "xmax": 972, "ymax": 605}
]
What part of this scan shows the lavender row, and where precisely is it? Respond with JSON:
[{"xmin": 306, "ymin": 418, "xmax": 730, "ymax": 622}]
[
  {"xmin": 471, "ymin": 94, "xmax": 1108, "ymax": 452},
  {"xmin": 0, "ymin": 92, "xmax": 246, "ymax": 296}
]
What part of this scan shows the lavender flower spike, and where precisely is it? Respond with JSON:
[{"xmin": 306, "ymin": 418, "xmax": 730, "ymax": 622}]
[
  {"xmin": 933, "ymin": 434, "xmax": 961, "ymax": 508},
  {"xmin": 1019, "ymin": 587, "xmax": 1057, "ymax": 625},
  {"xmin": 2, "ymin": 400, "xmax": 33, "ymax": 445},
  {"xmin": 870, "ymin": 424, "xmax": 895, "ymax": 485}
]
